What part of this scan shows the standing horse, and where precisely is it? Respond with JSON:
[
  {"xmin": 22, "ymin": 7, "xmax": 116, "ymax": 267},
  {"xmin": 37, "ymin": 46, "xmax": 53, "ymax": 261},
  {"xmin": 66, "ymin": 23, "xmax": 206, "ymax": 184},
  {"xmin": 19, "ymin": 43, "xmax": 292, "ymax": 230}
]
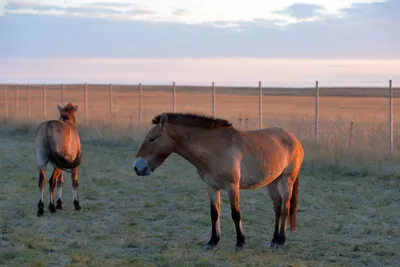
[
  {"xmin": 34, "ymin": 102, "xmax": 83, "ymax": 217},
  {"xmin": 133, "ymin": 112, "xmax": 304, "ymax": 250}
]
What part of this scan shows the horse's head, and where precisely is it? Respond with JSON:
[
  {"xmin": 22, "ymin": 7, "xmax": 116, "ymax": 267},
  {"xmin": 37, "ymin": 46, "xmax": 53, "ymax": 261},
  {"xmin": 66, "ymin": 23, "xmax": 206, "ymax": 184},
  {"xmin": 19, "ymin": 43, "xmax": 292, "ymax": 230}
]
[
  {"xmin": 133, "ymin": 113, "xmax": 174, "ymax": 176},
  {"xmin": 57, "ymin": 102, "xmax": 78, "ymax": 124}
]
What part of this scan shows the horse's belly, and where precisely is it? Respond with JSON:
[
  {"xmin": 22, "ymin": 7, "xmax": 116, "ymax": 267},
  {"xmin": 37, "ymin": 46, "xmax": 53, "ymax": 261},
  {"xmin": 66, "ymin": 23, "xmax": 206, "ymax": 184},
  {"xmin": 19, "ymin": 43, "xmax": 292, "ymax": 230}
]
[{"xmin": 239, "ymin": 165, "xmax": 284, "ymax": 189}]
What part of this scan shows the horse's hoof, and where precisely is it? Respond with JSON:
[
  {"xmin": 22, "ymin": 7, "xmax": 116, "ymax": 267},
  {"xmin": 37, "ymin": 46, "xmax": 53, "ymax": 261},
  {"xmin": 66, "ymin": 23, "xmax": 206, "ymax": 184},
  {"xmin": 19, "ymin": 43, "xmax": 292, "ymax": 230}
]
[
  {"xmin": 204, "ymin": 243, "xmax": 215, "ymax": 250},
  {"xmin": 56, "ymin": 199, "xmax": 62, "ymax": 210},
  {"xmin": 37, "ymin": 209, "xmax": 44, "ymax": 217},
  {"xmin": 73, "ymin": 200, "xmax": 81, "ymax": 210},
  {"xmin": 275, "ymin": 243, "xmax": 284, "ymax": 249},
  {"xmin": 48, "ymin": 203, "xmax": 56, "ymax": 213},
  {"xmin": 235, "ymin": 244, "xmax": 245, "ymax": 252},
  {"xmin": 269, "ymin": 242, "xmax": 277, "ymax": 249}
]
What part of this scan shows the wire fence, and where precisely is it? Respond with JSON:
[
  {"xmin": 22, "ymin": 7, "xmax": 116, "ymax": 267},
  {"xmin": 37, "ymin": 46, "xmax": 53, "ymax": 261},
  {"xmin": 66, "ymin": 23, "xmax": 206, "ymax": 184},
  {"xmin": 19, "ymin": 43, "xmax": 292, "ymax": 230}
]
[{"xmin": 1, "ymin": 80, "xmax": 398, "ymax": 159}]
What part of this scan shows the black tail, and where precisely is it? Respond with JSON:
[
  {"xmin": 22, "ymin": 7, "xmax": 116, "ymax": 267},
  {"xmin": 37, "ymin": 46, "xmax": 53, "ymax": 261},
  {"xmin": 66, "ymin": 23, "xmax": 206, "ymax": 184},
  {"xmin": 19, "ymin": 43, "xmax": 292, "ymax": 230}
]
[
  {"xmin": 45, "ymin": 122, "xmax": 83, "ymax": 172},
  {"xmin": 289, "ymin": 172, "xmax": 299, "ymax": 232}
]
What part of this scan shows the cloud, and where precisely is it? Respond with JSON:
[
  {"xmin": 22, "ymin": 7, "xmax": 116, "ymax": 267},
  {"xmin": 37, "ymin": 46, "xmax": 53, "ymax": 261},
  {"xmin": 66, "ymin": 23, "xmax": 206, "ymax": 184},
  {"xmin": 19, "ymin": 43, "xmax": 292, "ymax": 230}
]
[
  {"xmin": 171, "ymin": 8, "xmax": 188, "ymax": 16},
  {"xmin": 274, "ymin": 3, "xmax": 324, "ymax": 19},
  {"xmin": 342, "ymin": 0, "xmax": 399, "ymax": 19},
  {"xmin": 0, "ymin": 0, "xmax": 398, "ymax": 59},
  {"xmin": 2, "ymin": 0, "xmax": 387, "ymax": 26}
]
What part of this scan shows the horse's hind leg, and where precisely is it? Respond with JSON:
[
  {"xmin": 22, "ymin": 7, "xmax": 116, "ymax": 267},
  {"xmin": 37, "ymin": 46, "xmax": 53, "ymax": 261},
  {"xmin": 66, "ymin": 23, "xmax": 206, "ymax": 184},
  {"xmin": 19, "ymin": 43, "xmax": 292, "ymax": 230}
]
[
  {"xmin": 48, "ymin": 168, "xmax": 62, "ymax": 213},
  {"xmin": 276, "ymin": 169, "xmax": 299, "ymax": 248},
  {"xmin": 56, "ymin": 171, "xmax": 64, "ymax": 210},
  {"xmin": 266, "ymin": 179, "xmax": 282, "ymax": 248},
  {"xmin": 37, "ymin": 168, "xmax": 46, "ymax": 217},
  {"xmin": 228, "ymin": 184, "xmax": 246, "ymax": 251},
  {"xmin": 71, "ymin": 168, "xmax": 81, "ymax": 210}
]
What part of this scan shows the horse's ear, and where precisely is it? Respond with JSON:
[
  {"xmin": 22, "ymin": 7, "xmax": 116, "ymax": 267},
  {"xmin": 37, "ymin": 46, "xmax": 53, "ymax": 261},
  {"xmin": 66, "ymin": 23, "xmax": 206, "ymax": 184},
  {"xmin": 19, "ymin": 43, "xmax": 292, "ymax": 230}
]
[
  {"xmin": 57, "ymin": 105, "xmax": 63, "ymax": 113},
  {"xmin": 159, "ymin": 113, "xmax": 168, "ymax": 129},
  {"xmin": 73, "ymin": 105, "xmax": 78, "ymax": 111}
]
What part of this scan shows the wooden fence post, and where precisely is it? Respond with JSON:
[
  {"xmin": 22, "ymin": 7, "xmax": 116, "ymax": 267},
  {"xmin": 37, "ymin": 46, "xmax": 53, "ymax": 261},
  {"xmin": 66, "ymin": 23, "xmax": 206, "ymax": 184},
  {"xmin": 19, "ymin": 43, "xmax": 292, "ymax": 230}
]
[
  {"xmin": 27, "ymin": 85, "xmax": 31, "ymax": 117},
  {"xmin": 389, "ymin": 79, "xmax": 393, "ymax": 157},
  {"xmin": 4, "ymin": 85, "xmax": 7, "ymax": 119},
  {"xmin": 212, "ymin": 82, "xmax": 215, "ymax": 117},
  {"xmin": 61, "ymin": 84, "xmax": 64, "ymax": 105},
  {"xmin": 172, "ymin": 81, "xmax": 176, "ymax": 112},
  {"xmin": 109, "ymin": 83, "xmax": 113, "ymax": 123},
  {"xmin": 84, "ymin": 82, "xmax": 88, "ymax": 126},
  {"xmin": 43, "ymin": 86, "xmax": 46, "ymax": 120},
  {"xmin": 315, "ymin": 81, "xmax": 319, "ymax": 146},
  {"xmin": 138, "ymin": 83, "xmax": 142, "ymax": 127},
  {"xmin": 15, "ymin": 87, "xmax": 19, "ymax": 117},
  {"xmin": 258, "ymin": 81, "xmax": 263, "ymax": 129}
]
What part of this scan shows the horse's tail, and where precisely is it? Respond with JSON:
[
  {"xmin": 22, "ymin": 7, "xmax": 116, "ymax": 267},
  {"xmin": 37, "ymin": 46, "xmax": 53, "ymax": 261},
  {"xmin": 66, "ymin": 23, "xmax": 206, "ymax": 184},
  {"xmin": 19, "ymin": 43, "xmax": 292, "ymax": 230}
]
[
  {"xmin": 45, "ymin": 121, "xmax": 83, "ymax": 172},
  {"xmin": 289, "ymin": 172, "xmax": 299, "ymax": 232}
]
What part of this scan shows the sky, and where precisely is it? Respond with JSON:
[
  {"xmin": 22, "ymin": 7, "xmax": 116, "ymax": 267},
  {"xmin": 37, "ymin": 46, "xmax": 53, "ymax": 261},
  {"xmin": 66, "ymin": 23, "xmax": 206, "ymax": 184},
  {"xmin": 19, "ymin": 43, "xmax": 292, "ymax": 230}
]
[{"xmin": 0, "ymin": 0, "xmax": 399, "ymax": 86}]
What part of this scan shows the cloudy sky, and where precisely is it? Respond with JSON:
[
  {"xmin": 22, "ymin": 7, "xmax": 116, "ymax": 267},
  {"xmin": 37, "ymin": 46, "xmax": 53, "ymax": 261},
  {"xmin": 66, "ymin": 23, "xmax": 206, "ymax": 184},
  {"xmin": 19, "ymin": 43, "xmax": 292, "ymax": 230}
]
[{"xmin": 0, "ymin": 0, "xmax": 399, "ymax": 86}]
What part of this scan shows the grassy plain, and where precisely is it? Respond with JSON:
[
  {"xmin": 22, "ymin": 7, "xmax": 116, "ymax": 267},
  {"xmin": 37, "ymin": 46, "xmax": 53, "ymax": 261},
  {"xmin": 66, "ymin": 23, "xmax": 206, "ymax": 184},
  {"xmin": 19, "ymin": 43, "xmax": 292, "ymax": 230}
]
[
  {"xmin": 0, "ymin": 84, "xmax": 399, "ymax": 266},
  {"xmin": 0, "ymin": 127, "xmax": 399, "ymax": 267}
]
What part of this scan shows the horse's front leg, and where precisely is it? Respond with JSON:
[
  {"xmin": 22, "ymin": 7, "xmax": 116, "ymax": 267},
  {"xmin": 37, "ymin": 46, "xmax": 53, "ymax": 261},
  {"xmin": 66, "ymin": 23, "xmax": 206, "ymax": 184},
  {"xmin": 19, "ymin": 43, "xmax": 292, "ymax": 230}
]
[
  {"xmin": 204, "ymin": 185, "xmax": 221, "ymax": 250},
  {"xmin": 228, "ymin": 184, "xmax": 246, "ymax": 251}
]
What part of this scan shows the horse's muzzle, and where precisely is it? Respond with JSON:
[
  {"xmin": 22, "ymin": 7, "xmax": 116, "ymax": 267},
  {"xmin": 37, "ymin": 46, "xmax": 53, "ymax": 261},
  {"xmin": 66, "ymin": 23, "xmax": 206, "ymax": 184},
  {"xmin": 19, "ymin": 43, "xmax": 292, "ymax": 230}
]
[{"xmin": 133, "ymin": 158, "xmax": 151, "ymax": 176}]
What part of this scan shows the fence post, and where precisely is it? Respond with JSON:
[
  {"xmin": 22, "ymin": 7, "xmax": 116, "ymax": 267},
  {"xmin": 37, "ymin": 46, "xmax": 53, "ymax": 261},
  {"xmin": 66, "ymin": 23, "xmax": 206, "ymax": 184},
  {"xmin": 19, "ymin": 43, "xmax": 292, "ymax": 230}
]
[
  {"xmin": 43, "ymin": 86, "xmax": 46, "ymax": 120},
  {"xmin": 212, "ymin": 82, "xmax": 215, "ymax": 117},
  {"xmin": 138, "ymin": 83, "xmax": 142, "ymax": 127},
  {"xmin": 27, "ymin": 85, "xmax": 31, "ymax": 117},
  {"xmin": 258, "ymin": 81, "xmax": 263, "ymax": 129},
  {"xmin": 84, "ymin": 82, "xmax": 88, "ymax": 126},
  {"xmin": 109, "ymin": 83, "xmax": 113, "ymax": 123},
  {"xmin": 61, "ymin": 84, "xmax": 64, "ymax": 105},
  {"xmin": 315, "ymin": 81, "xmax": 319, "ymax": 146},
  {"xmin": 349, "ymin": 122, "xmax": 354, "ymax": 149},
  {"xmin": 172, "ymin": 81, "xmax": 176, "ymax": 112},
  {"xmin": 389, "ymin": 79, "xmax": 393, "ymax": 158},
  {"xmin": 4, "ymin": 85, "xmax": 7, "ymax": 119},
  {"xmin": 15, "ymin": 87, "xmax": 19, "ymax": 117}
]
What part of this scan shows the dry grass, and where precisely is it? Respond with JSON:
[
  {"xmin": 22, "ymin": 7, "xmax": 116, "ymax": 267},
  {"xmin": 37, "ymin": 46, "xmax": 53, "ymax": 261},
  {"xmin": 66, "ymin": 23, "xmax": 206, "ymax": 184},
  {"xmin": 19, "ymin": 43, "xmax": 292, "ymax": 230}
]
[
  {"xmin": 0, "ymin": 127, "xmax": 399, "ymax": 267},
  {"xmin": 0, "ymin": 84, "xmax": 399, "ymax": 266},
  {"xmin": 1, "ymin": 83, "xmax": 400, "ymax": 167}
]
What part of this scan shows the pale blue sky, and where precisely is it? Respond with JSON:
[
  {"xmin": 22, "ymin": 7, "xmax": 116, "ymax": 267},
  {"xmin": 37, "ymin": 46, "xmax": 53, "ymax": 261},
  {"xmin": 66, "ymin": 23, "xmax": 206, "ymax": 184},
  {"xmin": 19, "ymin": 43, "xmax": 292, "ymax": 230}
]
[{"xmin": 0, "ymin": 0, "xmax": 399, "ymax": 85}]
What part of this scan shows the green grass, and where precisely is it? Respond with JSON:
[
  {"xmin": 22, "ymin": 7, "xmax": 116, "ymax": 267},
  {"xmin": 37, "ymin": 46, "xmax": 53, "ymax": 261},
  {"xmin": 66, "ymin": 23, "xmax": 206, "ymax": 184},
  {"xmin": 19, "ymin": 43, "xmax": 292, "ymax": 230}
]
[{"xmin": 0, "ymin": 126, "xmax": 399, "ymax": 267}]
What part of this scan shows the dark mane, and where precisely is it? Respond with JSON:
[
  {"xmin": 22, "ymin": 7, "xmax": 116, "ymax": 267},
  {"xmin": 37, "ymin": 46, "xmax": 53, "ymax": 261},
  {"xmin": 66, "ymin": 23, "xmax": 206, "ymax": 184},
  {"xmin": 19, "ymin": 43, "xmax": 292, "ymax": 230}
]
[{"xmin": 152, "ymin": 113, "xmax": 232, "ymax": 129}]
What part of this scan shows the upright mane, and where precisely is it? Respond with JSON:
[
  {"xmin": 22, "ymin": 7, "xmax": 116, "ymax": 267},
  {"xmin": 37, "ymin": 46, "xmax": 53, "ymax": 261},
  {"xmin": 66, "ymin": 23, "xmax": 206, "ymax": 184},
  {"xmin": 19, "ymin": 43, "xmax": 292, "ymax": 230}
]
[{"xmin": 152, "ymin": 112, "xmax": 232, "ymax": 129}]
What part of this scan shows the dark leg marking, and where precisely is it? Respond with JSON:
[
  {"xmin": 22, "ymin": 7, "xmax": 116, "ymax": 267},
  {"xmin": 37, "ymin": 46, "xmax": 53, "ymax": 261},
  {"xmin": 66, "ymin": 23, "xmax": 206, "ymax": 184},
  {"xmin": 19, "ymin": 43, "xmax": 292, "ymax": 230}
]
[
  {"xmin": 231, "ymin": 206, "xmax": 246, "ymax": 250},
  {"xmin": 72, "ymin": 178, "xmax": 81, "ymax": 210},
  {"xmin": 56, "ymin": 173, "xmax": 64, "ymax": 210},
  {"xmin": 48, "ymin": 175, "xmax": 57, "ymax": 213},
  {"xmin": 37, "ymin": 169, "xmax": 46, "ymax": 217},
  {"xmin": 205, "ymin": 202, "xmax": 221, "ymax": 250}
]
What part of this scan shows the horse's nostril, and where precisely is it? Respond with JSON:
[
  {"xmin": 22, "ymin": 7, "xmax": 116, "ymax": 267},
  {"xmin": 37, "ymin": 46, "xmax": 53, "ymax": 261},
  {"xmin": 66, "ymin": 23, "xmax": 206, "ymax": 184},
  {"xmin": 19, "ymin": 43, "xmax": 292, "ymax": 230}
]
[{"xmin": 134, "ymin": 166, "xmax": 138, "ymax": 172}]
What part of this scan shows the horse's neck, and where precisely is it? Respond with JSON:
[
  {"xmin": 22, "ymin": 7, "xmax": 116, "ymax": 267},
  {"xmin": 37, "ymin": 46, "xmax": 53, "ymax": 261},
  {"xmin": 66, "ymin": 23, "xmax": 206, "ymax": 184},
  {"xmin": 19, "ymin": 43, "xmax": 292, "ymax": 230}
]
[{"xmin": 172, "ymin": 128, "xmax": 223, "ymax": 172}]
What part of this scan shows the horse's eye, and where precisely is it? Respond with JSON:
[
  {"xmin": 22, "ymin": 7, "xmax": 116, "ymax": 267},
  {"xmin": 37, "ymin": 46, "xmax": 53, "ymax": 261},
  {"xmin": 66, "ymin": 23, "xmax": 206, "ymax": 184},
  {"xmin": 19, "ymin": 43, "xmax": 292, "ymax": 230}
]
[{"xmin": 149, "ymin": 137, "xmax": 156, "ymax": 142}]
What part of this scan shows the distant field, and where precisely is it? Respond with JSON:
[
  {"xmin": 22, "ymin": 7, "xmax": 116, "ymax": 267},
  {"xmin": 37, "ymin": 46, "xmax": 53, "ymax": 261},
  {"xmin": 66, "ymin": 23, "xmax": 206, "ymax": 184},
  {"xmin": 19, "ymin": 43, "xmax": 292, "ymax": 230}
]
[
  {"xmin": 1, "ymin": 83, "xmax": 400, "ymax": 163},
  {"xmin": 0, "ymin": 131, "xmax": 399, "ymax": 267}
]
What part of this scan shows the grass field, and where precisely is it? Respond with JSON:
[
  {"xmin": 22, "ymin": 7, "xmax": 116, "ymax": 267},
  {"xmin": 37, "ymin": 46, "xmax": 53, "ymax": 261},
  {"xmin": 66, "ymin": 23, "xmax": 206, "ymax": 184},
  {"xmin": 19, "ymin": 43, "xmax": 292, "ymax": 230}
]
[
  {"xmin": 0, "ymin": 126, "xmax": 399, "ymax": 267},
  {"xmin": 0, "ymin": 84, "xmax": 399, "ymax": 266}
]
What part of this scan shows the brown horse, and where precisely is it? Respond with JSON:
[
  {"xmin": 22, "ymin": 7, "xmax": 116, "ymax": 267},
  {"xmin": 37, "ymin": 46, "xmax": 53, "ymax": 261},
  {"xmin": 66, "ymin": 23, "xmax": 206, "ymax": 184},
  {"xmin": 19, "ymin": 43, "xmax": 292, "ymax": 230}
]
[
  {"xmin": 133, "ymin": 112, "xmax": 304, "ymax": 250},
  {"xmin": 34, "ymin": 102, "xmax": 83, "ymax": 217}
]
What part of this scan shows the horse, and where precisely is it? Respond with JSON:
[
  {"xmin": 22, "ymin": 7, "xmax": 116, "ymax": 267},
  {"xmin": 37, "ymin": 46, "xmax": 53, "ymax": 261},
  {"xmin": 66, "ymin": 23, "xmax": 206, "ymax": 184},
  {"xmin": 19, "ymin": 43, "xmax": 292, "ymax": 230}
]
[
  {"xmin": 132, "ymin": 112, "xmax": 304, "ymax": 250},
  {"xmin": 34, "ymin": 102, "xmax": 83, "ymax": 217}
]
